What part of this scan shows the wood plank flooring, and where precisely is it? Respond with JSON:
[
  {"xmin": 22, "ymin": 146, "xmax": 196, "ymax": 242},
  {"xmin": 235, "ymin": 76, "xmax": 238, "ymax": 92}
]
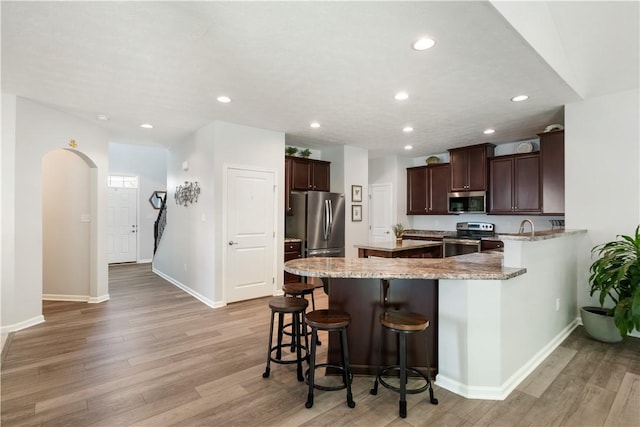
[{"xmin": 2, "ymin": 263, "xmax": 639, "ymax": 426}]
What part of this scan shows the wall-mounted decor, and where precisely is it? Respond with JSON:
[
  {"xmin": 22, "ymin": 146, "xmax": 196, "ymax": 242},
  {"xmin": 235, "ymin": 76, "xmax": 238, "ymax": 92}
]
[
  {"xmin": 352, "ymin": 205, "xmax": 362, "ymax": 222},
  {"xmin": 175, "ymin": 181, "xmax": 200, "ymax": 206},
  {"xmin": 351, "ymin": 185, "xmax": 362, "ymax": 202},
  {"xmin": 149, "ymin": 191, "xmax": 167, "ymax": 210}
]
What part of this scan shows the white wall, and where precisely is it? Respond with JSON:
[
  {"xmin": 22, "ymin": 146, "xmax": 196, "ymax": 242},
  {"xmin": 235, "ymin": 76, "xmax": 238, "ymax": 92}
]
[
  {"xmin": 109, "ymin": 143, "xmax": 168, "ymax": 262},
  {"xmin": 565, "ymin": 89, "xmax": 640, "ymax": 310},
  {"xmin": 153, "ymin": 121, "xmax": 285, "ymax": 306},
  {"xmin": 1, "ymin": 96, "xmax": 110, "ymax": 333},
  {"xmin": 42, "ymin": 149, "xmax": 91, "ymax": 298}
]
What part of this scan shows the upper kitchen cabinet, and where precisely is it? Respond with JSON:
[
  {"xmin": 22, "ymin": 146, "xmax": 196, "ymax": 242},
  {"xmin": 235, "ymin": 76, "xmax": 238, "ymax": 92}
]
[
  {"xmin": 449, "ymin": 143, "xmax": 495, "ymax": 192},
  {"xmin": 489, "ymin": 153, "xmax": 541, "ymax": 214},
  {"xmin": 539, "ymin": 130, "xmax": 565, "ymax": 215},
  {"xmin": 290, "ymin": 157, "xmax": 330, "ymax": 191},
  {"xmin": 407, "ymin": 163, "xmax": 450, "ymax": 215}
]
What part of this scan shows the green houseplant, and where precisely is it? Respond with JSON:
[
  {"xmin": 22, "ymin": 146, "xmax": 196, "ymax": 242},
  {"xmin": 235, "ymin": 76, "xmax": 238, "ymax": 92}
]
[
  {"xmin": 586, "ymin": 226, "xmax": 640, "ymax": 340},
  {"xmin": 285, "ymin": 146, "xmax": 298, "ymax": 156},
  {"xmin": 392, "ymin": 223, "xmax": 405, "ymax": 242}
]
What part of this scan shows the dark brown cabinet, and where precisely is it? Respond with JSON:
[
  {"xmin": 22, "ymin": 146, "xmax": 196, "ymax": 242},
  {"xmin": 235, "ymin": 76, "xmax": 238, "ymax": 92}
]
[
  {"xmin": 406, "ymin": 164, "xmax": 450, "ymax": 215},
  {"xmin": 284, "ymin": 240, "xmax": 302, "ymax": 283},
  {"xmin": 489, "ymin": 153, "xmax": 541, "ymax": 214},
  {"xmin": 449, "ymin": 143, "xmax": 495, "ymax": 192},
  {"xmin": 539, "ymin": 130, "xmax": 564, "ymax": 215},
  {"xmin": 290, "ymin": 157, "xmax": 330, "ymax": 191},
  {"xmin": 481, "ymin": 240, "xmax": 504, "ymax": 251}
]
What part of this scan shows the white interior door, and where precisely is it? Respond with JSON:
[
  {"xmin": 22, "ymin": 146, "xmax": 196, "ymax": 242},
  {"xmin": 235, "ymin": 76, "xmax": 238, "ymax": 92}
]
[
  {"xmin": 226, "ymin": 167, "xmax": 276, "ymax": 303},
  {"xmin": 369, "ymin": 183, "xmax": 393, "ymax": 242},
  {"xmin": 107, "ymin": 187, "xmax": 137, "ymax": 263}
]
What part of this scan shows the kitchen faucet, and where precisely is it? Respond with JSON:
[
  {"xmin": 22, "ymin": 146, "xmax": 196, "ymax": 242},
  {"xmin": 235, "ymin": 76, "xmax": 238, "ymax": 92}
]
[{"xmin": 518, "ymin": 219, "xmax": 535, "ymax": 237}]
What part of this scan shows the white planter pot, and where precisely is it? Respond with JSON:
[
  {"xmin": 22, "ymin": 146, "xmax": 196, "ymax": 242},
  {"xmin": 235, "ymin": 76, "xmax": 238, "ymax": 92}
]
[{"xmin": 580, "ymin": 306, "xmax": 623, "ymax": 343}]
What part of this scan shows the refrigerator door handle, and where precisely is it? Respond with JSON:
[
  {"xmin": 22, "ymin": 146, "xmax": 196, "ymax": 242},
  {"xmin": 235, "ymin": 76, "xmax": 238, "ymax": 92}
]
[
  {"xmin": 327, "ymin": 200, "xmax": 333, "ymax": 238},
  {"xmin": 323, "ymin": 200, "xmax": 330, "ymax": 240}
]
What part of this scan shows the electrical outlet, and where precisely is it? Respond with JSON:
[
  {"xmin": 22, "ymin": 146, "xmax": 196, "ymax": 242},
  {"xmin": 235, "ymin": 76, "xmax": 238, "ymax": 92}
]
[
  {"xmin": 556, "ymin": 298, "xmax": 560, "ymax": 311},
  {"xmin": 183, "ymin": 263, "xmax": 188, "ymax": 272}
]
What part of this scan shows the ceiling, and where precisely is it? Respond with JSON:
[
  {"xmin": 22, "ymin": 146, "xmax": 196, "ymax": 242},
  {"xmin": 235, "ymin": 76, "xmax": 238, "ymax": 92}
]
[{"xmin": 2, "ymin": 1, "xmax": 638, "ymax": 158}]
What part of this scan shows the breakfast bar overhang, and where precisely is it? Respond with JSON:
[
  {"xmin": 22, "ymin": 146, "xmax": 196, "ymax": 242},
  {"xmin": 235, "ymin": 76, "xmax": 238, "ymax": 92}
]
[{"xmin": 285, "ymin": 229, "xmax": 586, "ymax": 400}]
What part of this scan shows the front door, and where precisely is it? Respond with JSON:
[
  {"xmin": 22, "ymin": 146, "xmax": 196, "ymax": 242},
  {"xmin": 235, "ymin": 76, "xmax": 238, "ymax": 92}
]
[
  {"xmin": 225, "ymin": 167, "xmax": 276, "ymax": 303},
  {"xmin": 107, "ymin": 187, "xmax": 137, "ymax": 263},
  {"xmin": 369, "ymin": 183, "xmax": 393, "ymax": 242}
]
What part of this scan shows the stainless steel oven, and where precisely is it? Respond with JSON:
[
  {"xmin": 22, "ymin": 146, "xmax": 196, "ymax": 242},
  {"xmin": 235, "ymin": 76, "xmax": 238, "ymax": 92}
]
[
  {"xmin": 443, "ymin": 222, "xmax": 495, "ymax": 257},
  {"xmin": 443, "ymin": 238, "xmax": 481, "ymax": 257}
]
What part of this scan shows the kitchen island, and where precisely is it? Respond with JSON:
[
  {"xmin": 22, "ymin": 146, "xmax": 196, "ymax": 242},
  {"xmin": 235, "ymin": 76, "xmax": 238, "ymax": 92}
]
[
  {"xmin": 285, "ymin": 229, "xmax": 586, "ymax": 400},
  {"xmin": 355, "ymin": 239, "xmax": 442, "ymax": 258}
]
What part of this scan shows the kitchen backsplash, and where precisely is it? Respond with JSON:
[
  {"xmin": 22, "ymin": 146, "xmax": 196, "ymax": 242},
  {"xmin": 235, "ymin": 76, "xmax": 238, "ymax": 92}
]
[{"xmin": 409, "ymin": 214, "xmax": 565, "ymax": 234}]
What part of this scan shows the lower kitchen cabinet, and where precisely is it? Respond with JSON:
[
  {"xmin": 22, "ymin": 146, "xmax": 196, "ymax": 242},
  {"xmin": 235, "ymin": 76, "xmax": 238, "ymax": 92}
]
[
  {"xmin": 489, "ymin": 153, "xmax": 541, "ymax": 214},
  {"xmin": 284, "ymin": 240, "xmax": 302, "ymax": 283}
]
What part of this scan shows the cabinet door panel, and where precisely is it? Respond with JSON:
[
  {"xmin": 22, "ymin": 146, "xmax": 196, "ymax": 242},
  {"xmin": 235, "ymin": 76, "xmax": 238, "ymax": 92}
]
[
  {"xmin": 429, "ymin": 164, "xmax": 450, "ymax": 214},
  {"xmin": 540, "ymin": 131, "xmax": 564, "ymax": 214},
  {"xmin": 468, "ymin": 145, "xmax": 488, "ymax": 191},
  {"xmin": 291, "ymin": 159, "xmax": 311, "ymax": 190},
  {"xmin": 407, "ymin": 167, "xmax": 428, "ymax": 214},
  {"xmin": 312, "ymin": 161, "xmax": 330, "ymax": 191},
  {"xmin": 489, "ymin": 158, "xmax": 513, "ymax": 213},
  {"xmin": 449, "ymin": 149, "xmax": 468, "ymax": 191},
  {"xmin": 514, "ymin": 155, "xmax": 541, "ymax": 212}
]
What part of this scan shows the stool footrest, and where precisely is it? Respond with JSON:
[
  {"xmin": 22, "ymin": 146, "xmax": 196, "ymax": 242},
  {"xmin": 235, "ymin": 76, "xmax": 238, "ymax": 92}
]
[
  {"xmin": 305, "ymin": 363, "xmax": 353, "ymax": 391},
  {"xmin": 376, "ymin": 366, "xmax": 431, "ymax": 395},
  {"xmin": 269, "ymin": 344, "xmax": 308, "ymax": 364}
]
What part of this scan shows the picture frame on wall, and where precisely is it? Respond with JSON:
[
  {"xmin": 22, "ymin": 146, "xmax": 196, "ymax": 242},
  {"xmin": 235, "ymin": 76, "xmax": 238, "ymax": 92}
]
[
  {"xmin": 351, "ymin": 185, "xmax": 363, "ymax": 202},
  {"xmin": 352, "ymin": 205, "xmax": 362, "ymax": 222}
]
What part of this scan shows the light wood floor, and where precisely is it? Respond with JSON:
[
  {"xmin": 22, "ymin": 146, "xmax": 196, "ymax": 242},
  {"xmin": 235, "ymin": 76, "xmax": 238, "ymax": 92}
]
[{"xmin": 2, "ymin": 263, "xmax": 639, "ymax": 426}]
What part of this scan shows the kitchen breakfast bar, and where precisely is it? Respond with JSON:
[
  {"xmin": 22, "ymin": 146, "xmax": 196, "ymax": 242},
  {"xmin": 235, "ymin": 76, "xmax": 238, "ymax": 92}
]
[{"xmin": 284, "ymin": 229, "xmax": 586, "ymax": 400}]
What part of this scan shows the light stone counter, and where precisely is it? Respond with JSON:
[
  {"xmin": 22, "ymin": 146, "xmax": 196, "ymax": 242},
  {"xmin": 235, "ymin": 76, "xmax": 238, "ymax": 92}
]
[
  {"xmin": 284, "ymin": 251, "xmax": 525, "ymax": 280},
  {"xmin": 498, "ymin": 228, "xmax": 586, "ymax": 242}
]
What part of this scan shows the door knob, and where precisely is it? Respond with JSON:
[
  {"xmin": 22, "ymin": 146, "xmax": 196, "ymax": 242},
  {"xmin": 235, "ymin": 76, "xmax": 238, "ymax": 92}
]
[{"xmin": 228, "ymin": 241, "xmax": 239, "ymax": 246}]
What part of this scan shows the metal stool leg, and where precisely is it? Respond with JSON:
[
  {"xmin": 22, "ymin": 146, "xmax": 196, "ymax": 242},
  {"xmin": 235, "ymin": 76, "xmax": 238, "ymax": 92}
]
[
  {"xmin": 294, "ymin": 312, "xmax": 304, "ymax": 382},
  {"xmin": 276, "ymin": 312, "xmax": 284, "ymax": 360},
  {"xmin": 340, "ymin": 327, "xmax": 356, "ymax": 408},
  {"xmin": 370, "ymin": 322, "xmax": 383, "ymax": 395},
  {"xmin": 263, "ymin": 310, "xmax": 275, "ymax": 378},
  {"xmin": 399, "ymin": 333, "xmax": 407, "ymax": 418},
  {"xmin": 305, "ymin": 327, "xmax": 318, "ymax": 408},
  {"xmin": 424, "ymin": 334, "xmax": 439, "ymax": 405}
]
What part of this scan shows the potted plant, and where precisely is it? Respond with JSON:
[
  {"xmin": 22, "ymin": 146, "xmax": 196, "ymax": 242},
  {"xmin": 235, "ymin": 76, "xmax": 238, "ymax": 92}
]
[
  {"xmin": 299, "ymin": 148, "xmax": 312, "ymax": 158},
  {"xmin": 285, "ymin": 146, "xmax": 298, "ymax": 156},
  {"xmin": 583, "ymin": 226, "xmax": 640, "ymax": 342},
  {"xmin": 392, "ymin": 223, "xmax": 405, "ymax": 242}
]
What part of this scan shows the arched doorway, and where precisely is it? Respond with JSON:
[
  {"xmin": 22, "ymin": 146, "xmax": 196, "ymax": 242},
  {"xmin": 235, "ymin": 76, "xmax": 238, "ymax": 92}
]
[{"xmin": 42, "ymin": 148, "xmax": 99, "ymax": 301}]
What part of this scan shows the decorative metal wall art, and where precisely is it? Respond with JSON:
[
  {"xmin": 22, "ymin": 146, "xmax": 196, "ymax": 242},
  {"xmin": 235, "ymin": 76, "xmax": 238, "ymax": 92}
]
[{"xmin": 175, "ymin": 181, "xmax": 200, "ymax": 206}]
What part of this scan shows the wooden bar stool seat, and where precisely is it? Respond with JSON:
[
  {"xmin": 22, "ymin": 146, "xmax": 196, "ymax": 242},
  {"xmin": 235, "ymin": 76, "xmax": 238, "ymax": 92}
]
[
  {"xmin": 262, "ymin": 296, "xmax": 309, "ymax": 382},
  {"xmin": 370, "ymin": 310, "xmax": 438, "ymax": 418},
  {"xmin": 304, "ymin": 309, "xmax": 355, "ymax": 409}
]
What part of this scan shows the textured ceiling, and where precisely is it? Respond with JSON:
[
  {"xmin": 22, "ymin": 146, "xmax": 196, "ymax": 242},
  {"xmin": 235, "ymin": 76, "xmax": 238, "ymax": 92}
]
[{"xmin": 1, "ymin": 2, "xmax": 636, "ymax": 157}]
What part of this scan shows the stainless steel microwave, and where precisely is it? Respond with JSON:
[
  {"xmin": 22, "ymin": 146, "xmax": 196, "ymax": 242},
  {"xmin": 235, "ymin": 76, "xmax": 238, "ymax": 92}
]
[{"xmin": 448, "ymin": 191, "xmax": 487, "ymax": 214}]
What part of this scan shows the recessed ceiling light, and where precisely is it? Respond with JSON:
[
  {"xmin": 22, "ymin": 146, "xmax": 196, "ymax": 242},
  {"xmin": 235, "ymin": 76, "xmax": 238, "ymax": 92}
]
[
  {"xmin": 511, "ymin": 95, "xmax": 529, "ymax": 102},
  {"xmin": 412, "ymin": 37, "xmax": 436, "ymax": 51},
  {"xmin": 404, "ymin": 145, "xmax": 413, "ymax": 150},
  {"xmin": 403, "ymin": 126, "xmax": 414, "ymax": 133},
  {"xmin": 394, "ymin": 92, "xmax": 409, "ymax": 101},
  {"xmin": 483, "ymin": 129, "xmax": 495, "ymax": 135},
  {"xmin": 140, "ymin": 123, "xmax": 153, "ymax": 129},
  {"xmin": 217, "ymin": 96, "xmax": 231, "ymax": 103},
  {"xmin": 96, "ymin": 114, "xmax": 109, "ymax": 121},
  {"xmin": 310, "ymin": 122, "xmax": 320, "ymax": 128}
]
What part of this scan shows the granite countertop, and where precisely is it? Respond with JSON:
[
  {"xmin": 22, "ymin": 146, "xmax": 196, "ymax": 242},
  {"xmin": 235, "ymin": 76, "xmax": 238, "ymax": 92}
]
[
  {"xmin": 284, "ymin": 252, "xmax": 525, "ymax": 280},
  {"xmin": 497, "ymin": 229, "xmax": 586, "ymax": 242},
  {"xmin": 402, "ymin": 229, "xmax": 453, "ymax": 239},
  {"xmin": 354, "ymin": 239, "xmax": 442, "ymax": 252},
  {"xmin": 284, "ymin": 237, "xmax": 302, "ymax": 243}
]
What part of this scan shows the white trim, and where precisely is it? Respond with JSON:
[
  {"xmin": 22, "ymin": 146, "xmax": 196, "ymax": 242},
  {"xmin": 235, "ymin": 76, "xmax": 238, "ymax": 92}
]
[
  {"xmin": 0, "ymin": 315, "xmax": 45, "ymax": 335},
  {"xmin": 153, "ymin": 267, "xmax": 225, "ymax": 309},
  {"xmin": 138, "ymin": 259, "xmax": 152, "ymax": 264},
  {"xmin": 435, "ymin": 320, "xmax": 579, "ymax": 400},
  {"xmin": 88, "ymin": 295, "xmax": 110, "ymax": 303},
  {"xmin": 43, "ymin": 294, "xmax": 90, "ymax": 302}
]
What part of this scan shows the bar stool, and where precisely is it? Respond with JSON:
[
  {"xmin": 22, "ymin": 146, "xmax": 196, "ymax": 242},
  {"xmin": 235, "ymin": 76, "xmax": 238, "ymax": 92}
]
[
  {"xmin": 283, "ymin": 281, "xmax": 321, "ymax": 346},
  {"xmin": 370, "ymin": 311, "xmax": 438, "ymax": 418},
  {"xmin": 304, "ymin": 309, "xmax": 355, "ymax": 409},
  {"xmin": 262, "ymin": 296, "xmax": 309, "ymax": 382}
]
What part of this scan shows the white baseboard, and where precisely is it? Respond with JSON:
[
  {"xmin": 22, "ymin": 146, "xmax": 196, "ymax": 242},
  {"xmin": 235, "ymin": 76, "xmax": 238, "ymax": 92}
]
[
  {"xmin": 42, "ymin": 294, "xmax": 110, "ymax": 304},
  {"xmin": 0, "ymin": 315, "xmax": 45, "ymax": 335},
  {"xmin": 436, "ymin": 319, "xmax": 580, "ymax": 400},
  {"xmin": 152, "ymin": 268, "xmax": 224, "ymax": 308},
  {"xmin": 138, "ymin": 259, "xmax": 152, "ymax": 264}
]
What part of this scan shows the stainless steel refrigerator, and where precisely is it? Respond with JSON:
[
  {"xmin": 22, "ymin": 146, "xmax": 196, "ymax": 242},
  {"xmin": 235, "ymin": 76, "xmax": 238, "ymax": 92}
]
[{"xmin": 286, "ymin": 191, "xmax": 345, "ymax": 257}]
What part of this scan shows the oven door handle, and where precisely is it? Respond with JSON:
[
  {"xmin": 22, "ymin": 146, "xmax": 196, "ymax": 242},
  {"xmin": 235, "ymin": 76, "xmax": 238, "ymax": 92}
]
[{"xmin": 444, "ymin": 238, "xmax": 481, "ymax": 245}]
